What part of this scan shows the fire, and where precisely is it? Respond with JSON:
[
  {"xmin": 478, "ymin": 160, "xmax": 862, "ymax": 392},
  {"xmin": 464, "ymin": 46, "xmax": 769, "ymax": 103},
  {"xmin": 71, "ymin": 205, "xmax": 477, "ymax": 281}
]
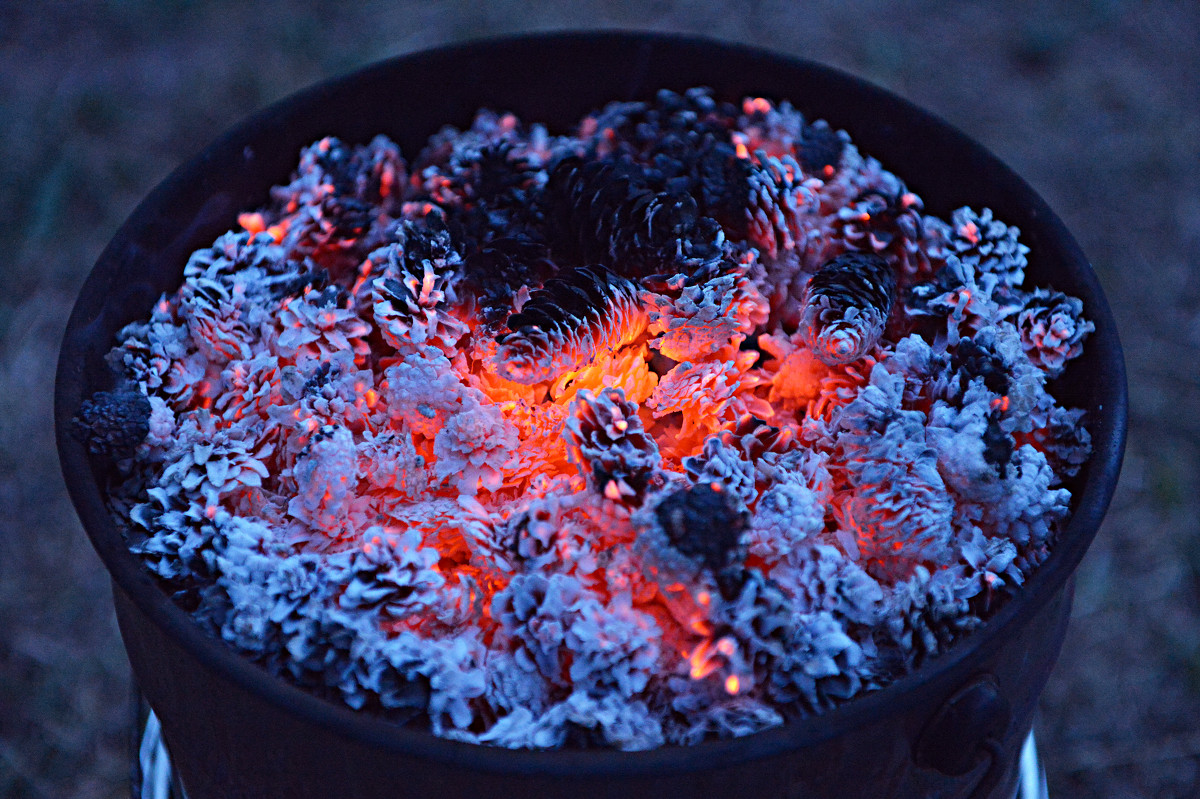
[{"xmin": 99, "ymin": 87, "xmax": 1094, "ymax": 750}]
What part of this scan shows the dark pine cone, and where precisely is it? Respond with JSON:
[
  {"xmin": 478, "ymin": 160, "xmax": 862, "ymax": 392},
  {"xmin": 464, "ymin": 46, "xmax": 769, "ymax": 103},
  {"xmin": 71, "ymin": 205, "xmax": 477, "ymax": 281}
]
[
  {"xmin": 799, "ymin": 252, "xmax": 895, "ymax": 365},
  {"xmin": 72, "ymin": 387, "xmax": 152, "ymax": 461},
  {"xmin": 982, "ymin": 408, "xmax": 1015, "ymax": 478},
  {"xmin": 837, "ymin": 187, "xmax": 937, "ymax": 279},
  {"xmin": 949, "ymin": 336, "xmax": 1010, "ymax": 397},
  {"xmin": 397, "ymin": 215, "xmax": 463, "ymax": 274},
  {"xmin": 654, "ymin": 483, "xmax": 748, "ymax": 574},
  {"xmin": 441, "ymin": 142, "xmax": 545, "ymax": 249},
  {"xmin": 585, "ymin": 89, "xmax": 750, "ymax": 237},
  {"xmin": 795, "ymin": 121, "xmax": 845, "ymax": 177},
  {"xmin": 494, "ymin": 264, "xmax": 644, "ymax": 384},
  {"xmin": 277, "ymin": 136, "xmax": 406, "ymax": 212},
  {"xmin": 461, "ymin": 236, "xmax": 558, "ymax": 327},
  {"xmin": 540, "ymin": 155, "xmax": 722, "ymax": 280},
  {"xmin": 564, "ymin": 387, "xmax": 660, "ymax": 505},
  {"xmin": 1009, "ymin": 288, "xmax": 1093, "ymax": 377}
]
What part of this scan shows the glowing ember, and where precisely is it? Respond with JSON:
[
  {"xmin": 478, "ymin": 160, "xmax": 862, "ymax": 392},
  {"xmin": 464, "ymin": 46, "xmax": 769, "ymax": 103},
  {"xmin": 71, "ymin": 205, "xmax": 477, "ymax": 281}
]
[{"xmin": 81, "ymin": 88, "xmax": 1094, "ymax": 751}]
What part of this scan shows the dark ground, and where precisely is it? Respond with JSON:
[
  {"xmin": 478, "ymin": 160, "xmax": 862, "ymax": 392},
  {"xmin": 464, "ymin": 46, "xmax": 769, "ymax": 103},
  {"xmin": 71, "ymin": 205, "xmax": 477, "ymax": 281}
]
[{"xmin": 1, "ymin": 1, "xmax": 1198, "ymax": 797}]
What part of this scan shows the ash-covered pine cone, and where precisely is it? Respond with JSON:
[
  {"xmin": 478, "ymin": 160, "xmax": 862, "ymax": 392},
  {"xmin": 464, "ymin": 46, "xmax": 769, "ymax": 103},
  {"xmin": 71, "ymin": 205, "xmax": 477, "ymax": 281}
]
[
  {"xmin": 799, "ymin": 252, "xmax": 895, "ymax": 365},
  {"xmin": 880, "ymin": 566, "xmax": 983, "ymax": 672},
  {"xmin": 491, "ymin": 572, "xmax": 587, "ymax": 680},
  {"xmin": 645, "ymin": 259, "xmax": 769, "ymax": 362},
  {"xmin": 72, "ymin": 387, "xmax": 152, "ymax": 461},
  {"xmin": 394, "ymin": 215, "xmax": 464, "ymax": 278},
  {"xmin": 275, "ymin": 135, "xmax": 405, "ymax": 212},
  {"xmin": 540, "ymin": 155, "xmax": 722, "ymax": 279},
  {"xmin": 722, "ymin": 568, "xmax": 796, "ymax": 663},
  {"xmin": 719, "ymin": 416, "xmax": 799, "ymax": 462},
  {"xmin": 1008, "ymin": 288, "xmax": 1094, "ymax": 377},
  {"xmin": 719, "ymin": 567, "xmax": 867, "ymax": 713},
  {"xmin": 765, "ymin": 611, "xmax": 865, "ymax": 711},
  {"xmin": 565, "ymin": 388, "xmax": 660, "ymax": 505},
  {"xmin": 371, "ymin": 238, "xmax": 468, "ymax": 354},
  {"xmin": 836, "ymin": 188, "xmax": 944, "ymax": 279},
  {"xmin": 745, "ymin": 154, "xmax": 820, "ymax": 258},
  {"xmin": 1037, "ymin": 406, "xmax": 1092, "ymax": 480},
  {"xmin": 947, "ymin": 207, "xmax": 1028, "ymax": 290},
  {"xmin": 178, "ymin": 276, "xmax": 253, "ymax": 364},
  {"xmin": 653, "ymin": 482, "xmax": 748, "ymax": 574},
  {"xmin": 275, "ymin": 286, "xmax": 371, "ymax": 366},
  {"xmin": 332, "ymin": 528, "xmax": 445, "ymax": 619},
  {"xmin": 905, "ymin": 257, "xmax": 971, "ymax": 320},
  {"xmin": 565, "ymin": 599, "xmax": 662, "ymax": 699},
  {"xmin": 683, "ymin": 436, "xmax": 757, "ymax": 507},
  {"xmin": 184, "ymin": 230, "xmax": 283, "ymax": 286},
  {"xmin": 494, "ymin": 265, "xmax": 645, "ymax": 384},
  {"xmin": 781, "ymin": 543, "xmax": 883, "ymax": 627}
]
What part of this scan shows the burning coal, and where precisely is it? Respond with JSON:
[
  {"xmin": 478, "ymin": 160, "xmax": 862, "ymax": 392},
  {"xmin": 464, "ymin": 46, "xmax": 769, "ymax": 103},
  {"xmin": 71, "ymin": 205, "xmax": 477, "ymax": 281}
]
[{"xmin": 80, "ymin": 88, "xmax": 1094, "ymax": 750}]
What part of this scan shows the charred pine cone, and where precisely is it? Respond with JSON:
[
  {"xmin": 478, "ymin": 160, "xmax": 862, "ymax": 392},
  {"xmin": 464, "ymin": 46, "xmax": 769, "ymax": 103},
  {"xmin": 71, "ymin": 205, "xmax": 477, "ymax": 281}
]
[
  {"xmin": 836, "ymin": 188, "xmax": 941, "ymax": 279},
  {"xmin": 800, "ymin": 252, "xmax": 895, "ymax": 365},
  {"xmin": 584, "ymin": 88, "xmax": 750, "ymax": 237},
  {"xmin": 461, "ymin": 236, "xmax": 557, "ymax": 327},
  {"xmin": 73, "ymin": 387, "xmax": 152, "ymax": 461},
  {"xmin": 287, "ymin": 135, "xmax": 406, "ymax": 209},
  {"xmin": 540, "ymin": 156, "xmax": 723, "ymax": 279},
  {"xmin": 794, "ymin": 121, "xmax": 845, "ymax": 177},
  {"xmin": 371, "ymin": 232, "xmax": 468, "ymax": 354},
  {"xmin": 950, "ymin": 336, "xmax": 1010, "ymax": 397},
  {"xmin": 654, "ymin": 483, "xmax": 748, "ymax": 573},
  {"xmin": 493, "ymin": 265, "xmax": 645, "ymax": 384},
  {"xmin": 745, "ymin": 154, "xmax": 819, "ymax": 259},
  {"xmin": 1008, "ymin": 288, "xmax": 1093, "ymax": 378},
  {"xmin": 565, "ymin": 388, "xmax": 660, "ymax": 505},
  {"xmin": 440, "ymin": 143, "xmax": 545, "ymax": 248},
  {"xmin": 982, "ymin": 408, "xmax": 1015, "ymax": 479}
]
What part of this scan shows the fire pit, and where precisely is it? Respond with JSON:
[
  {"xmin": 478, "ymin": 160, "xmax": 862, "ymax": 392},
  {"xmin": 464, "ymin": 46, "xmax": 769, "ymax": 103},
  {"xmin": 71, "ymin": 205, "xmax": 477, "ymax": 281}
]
[{"xmin": 56, "ymin": 32, "xmax": 1125, "ymax": 799}]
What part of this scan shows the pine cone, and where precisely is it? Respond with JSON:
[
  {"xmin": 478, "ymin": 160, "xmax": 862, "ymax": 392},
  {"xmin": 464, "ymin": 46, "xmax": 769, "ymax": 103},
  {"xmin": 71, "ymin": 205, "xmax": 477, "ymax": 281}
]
[
  {"xmin": 564, "ymin": 387, "xmax": 660, "ymax": 505},
  {"xmin": 794, "ymin": 121, "xmax": 845, "ymax": 178},
  {"xmin": 948, "ymin": 207, "xmax": 1028, "ymax": 289},
  {"xmin": 583, "ymin": 88, "xmax": 749, "ymax": 237},
  {"xmin": 881, "ymin": 567, "xmax": 983, "ymax": 670},
  {"xmin": 1009, "ymin": 288, "xmax": 1094, "ymax": 377},
  {"xmin": 653, "ymin": 482, "xmax": 748, "ymax": 573},
  {"xmin": 745, "ymin": 154, "xmax": 820, "ymax": 258},
  {"xmin": 494, "ymin": 265, "xmax": 645, "ymax": 384},
  {"xmin": 800, "ymin": 252, "xmax": 895, "ymax": 365},
  {"xmin": 461, "ymin": 236, "xmax": 557, "ymax": 327},
  {"xmin": 836, "ymin": 188, "xmax": 942, "ymax": 279},
  {"xmin": 334, "ymin": 528, "xmax": 445, "ymax": 619},
  {"xmin": 72, "ymin": 387, "xmax": 152, "ymax": 460},
  {"xmin": 540, "ymin": 155, "xmax": 721, "ymax": 279},
  {"xmin": 949, "ymin": 335, "xmax": 1011, "ymax": 397},
  {"xmin": 439, "ymin": 142, "xmax": 546, "ymax": 247}
]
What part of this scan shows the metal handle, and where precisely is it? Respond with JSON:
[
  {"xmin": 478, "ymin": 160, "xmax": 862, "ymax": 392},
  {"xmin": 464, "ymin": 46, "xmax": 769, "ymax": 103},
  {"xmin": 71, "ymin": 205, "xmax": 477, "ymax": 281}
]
[{"xmin": 914, "ymin": 673, "xmax": 1013, "ymax": 798}]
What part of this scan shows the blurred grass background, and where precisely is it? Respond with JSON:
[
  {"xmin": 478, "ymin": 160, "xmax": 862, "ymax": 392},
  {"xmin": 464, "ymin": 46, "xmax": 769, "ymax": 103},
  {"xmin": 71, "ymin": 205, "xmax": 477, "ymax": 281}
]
[{"xmin": 1, "ymin": 1, "xmax": 1198, "ymax": 796}]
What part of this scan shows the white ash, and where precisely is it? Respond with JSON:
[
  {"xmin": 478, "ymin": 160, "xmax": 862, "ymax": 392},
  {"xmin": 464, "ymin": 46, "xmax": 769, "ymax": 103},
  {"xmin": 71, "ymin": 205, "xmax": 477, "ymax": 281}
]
[{"xmin": 91, "ymin": 89, "xmax": 1094, "ymax": 751}]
